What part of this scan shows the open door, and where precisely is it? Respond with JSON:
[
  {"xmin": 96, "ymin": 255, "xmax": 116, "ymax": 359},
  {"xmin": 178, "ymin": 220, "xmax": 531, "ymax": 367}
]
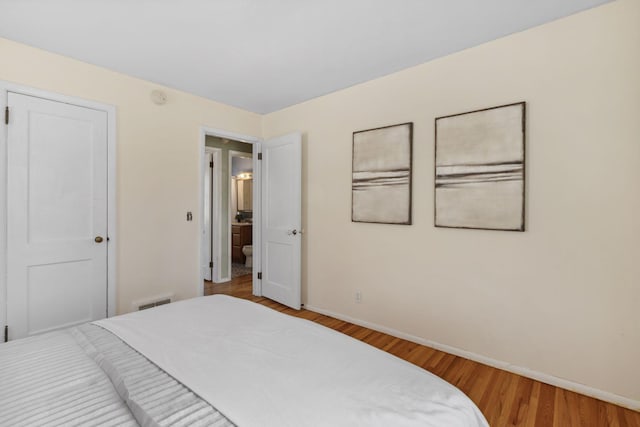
[{"xmin": 260, "ymin": 132, "xmax": 302, "ymax": 309}]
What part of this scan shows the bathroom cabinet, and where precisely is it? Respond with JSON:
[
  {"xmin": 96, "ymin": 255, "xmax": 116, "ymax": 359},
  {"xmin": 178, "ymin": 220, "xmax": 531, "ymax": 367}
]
[{"xmin": 231, "ymin": 224, "xmax": 252, "ymax": 263}]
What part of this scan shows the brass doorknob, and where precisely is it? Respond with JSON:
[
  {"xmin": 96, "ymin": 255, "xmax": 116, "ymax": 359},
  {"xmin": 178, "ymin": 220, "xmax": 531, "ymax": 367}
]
[{"xmin": 95, "ymin": 236, "xmax": 104, "ymax": 243}]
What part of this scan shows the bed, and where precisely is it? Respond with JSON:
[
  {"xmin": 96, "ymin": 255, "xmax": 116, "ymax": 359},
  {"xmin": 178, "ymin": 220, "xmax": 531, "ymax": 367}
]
[{"xmin": 0, "ymin": 295, "xmax": 488, "ymax": 427}]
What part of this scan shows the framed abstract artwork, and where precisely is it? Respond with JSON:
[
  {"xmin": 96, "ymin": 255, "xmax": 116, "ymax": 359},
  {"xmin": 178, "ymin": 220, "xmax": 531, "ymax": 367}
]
[
  {"xmin": 435, "ymin": 102, "xmax": 526, "ymax": 231},
  {"xmin": 352, "ymin": 122, "xmax": 413, "ymax": 225}
]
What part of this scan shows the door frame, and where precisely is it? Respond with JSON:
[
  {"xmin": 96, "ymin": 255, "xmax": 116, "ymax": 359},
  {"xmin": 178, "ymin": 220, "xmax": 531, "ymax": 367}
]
[
  {"xmin": 203, "ymin": 147, "xmax": 222, "ymax": 282},
  {"xmin": 198, "ymin": 127, "xmax": 262, "ymax": 297},
  {"xmin": 0, "ymin": 81, "xmax": 118, "ymax": 329}
]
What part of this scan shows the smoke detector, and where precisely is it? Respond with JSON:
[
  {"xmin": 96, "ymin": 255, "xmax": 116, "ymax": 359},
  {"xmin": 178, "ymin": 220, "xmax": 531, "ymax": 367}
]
[{"xmin": 150, "ymin": 89, "xmax": 167, "ymax": 105}]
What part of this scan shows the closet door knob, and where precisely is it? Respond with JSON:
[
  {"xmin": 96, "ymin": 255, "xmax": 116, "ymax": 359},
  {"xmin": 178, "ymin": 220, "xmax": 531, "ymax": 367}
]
[{"xmin": 95, "ymin": 236, "xmax": 104, "ymax": 243}]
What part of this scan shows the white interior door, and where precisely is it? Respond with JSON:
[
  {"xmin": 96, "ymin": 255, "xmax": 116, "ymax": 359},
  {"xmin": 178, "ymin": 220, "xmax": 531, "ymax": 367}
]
[
  {"xmin": 261, "ymin": 132, "xmax": 301, "ymax": 309},
  {"xmin": 7, "ymin": 92, "xmax": 108, "ymax": 340}
]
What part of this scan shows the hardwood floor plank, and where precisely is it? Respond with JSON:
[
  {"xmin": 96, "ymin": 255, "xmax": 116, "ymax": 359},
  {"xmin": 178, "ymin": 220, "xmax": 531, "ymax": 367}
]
[
  {"xmin": 205, "ymin": 277, "xmax": 640, "ymax": 426},
  {"xmin": 618, "ymin": 405, "xmax": 631, "ymax": 427},
  {"xmin": 384, "ymin": 338, "xmax": 419, "ymax": 359},
  {"xmin": 349, "ymin": 326, "xmax": 377, "ymax": 341},
  {"xmin": 433, "ymin": 353, "xmax": 459, "ymax": 377},
  {"xmin": 577, "ymin": 392, "xmax": 600, "ymax": 427},
  {"xmin": 445, "ymin": 357, "xmax": 477, "ymax": 390},
  {"xmin": 380, "ymin": 337, "xmax": 401, "ymax": 352},
  {"xmin": 402, "ymin": 342, "xmax": 438, "ymax": 368},
  {"xmin": 524, "ymin": 381, "xmax": 542, "ymax": 427},
  {"xmin": 482, "ymin": 370, "xmax": 512, "ymax": 425},
  {"xmin": 553, "ymin": 388, "xmax": 577, "ymax": 427},
  {"xmin": 421, "ymin": 346, "xmax": 448, "ymax": 371},
  {"xmin": 534, "ymin": 383, "xmax": 556, "ymax": 427},
  {"xmin": 495, "ymin": 372, "xmax": 520, "ymax": 427},
  {"xmin": 508, "ymin": 377, "xmax": 534, "ymax": 427},
  {"xmin": 625, "ymin": 409, "xmax": 640, "ymax": 427},
  {"xmin": 466, "ymin": 364, "xmax": 496, "ymax": 405},
  {"xmin": 441, "ymin": 356, "xmax": 468, "ymax": 386},
  {"xmin": 362, "ymin": 330, "xmax": 395, "ymax": 349}
]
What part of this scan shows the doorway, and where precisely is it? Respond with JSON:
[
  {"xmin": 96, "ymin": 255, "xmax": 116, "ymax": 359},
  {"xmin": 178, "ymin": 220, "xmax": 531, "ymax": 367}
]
[
  {"xmin": 199, "ymin": 128, "xmax": 261, "ymax": 297},
  {"xmin": 198, "ymin": 127, "xmax": 303, "ymax": 310},
  {"xmin": 229, "ymin": 149, "xmax": 254, "ymax": 279}
]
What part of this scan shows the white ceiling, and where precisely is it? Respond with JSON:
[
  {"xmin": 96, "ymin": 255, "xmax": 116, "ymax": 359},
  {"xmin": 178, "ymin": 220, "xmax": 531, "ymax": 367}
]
[{"xmin": 0, "ymin": 0, "xmax": 611, "ymax": 114}]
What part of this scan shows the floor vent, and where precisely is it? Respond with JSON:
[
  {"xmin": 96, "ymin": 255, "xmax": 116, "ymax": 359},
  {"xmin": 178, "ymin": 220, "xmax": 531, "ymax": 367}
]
[{"xmin": 138, "ymin": 298, "xmax": 171, "ymax": 311}]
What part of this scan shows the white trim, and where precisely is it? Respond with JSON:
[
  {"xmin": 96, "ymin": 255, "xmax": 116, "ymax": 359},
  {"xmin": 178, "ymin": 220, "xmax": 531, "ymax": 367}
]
[
  {"xmin": 203, "ymin": 147, "xmax": 222, "ymax": 283},
  {"xmin": 198, "ymin": 127, "xmax": 261, "ymax": 298},
  {"xmin": 252, "ymin": 142, "xmax": 262, "ymax": 297},
  {"xmin": 0, "ymin": 80, "xmax": 118, "ymax": 326},
  {"xmin": 305, "ymin": 305, "xmax": 640, "ymax": 411},
  {"xmin": 106, "ymin": 98, "xmax": 117, "ymax": 318},
  {"xmin": 203, "ymin": 150, "xmax": 212, "ymax": 281},
  {"xmin": 0, "ymin": 88, "xmax": 6, "ymax": 330}
]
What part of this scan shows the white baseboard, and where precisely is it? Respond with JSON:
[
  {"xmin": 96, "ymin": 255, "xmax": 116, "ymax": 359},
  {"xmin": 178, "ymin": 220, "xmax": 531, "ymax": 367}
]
[{"xmin": 305, "ymin": 304, "xmax": 640, "ymax": 412}]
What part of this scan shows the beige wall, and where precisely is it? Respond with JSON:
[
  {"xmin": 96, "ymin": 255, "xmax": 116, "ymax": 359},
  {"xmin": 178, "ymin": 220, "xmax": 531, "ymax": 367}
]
[
  {"xmin": 262, "ymin": 0, "xmax": 640, "ymax": 403},
  {"xmin": 0, "ymin": 37, "xmax": 262, "ymax": 314}
]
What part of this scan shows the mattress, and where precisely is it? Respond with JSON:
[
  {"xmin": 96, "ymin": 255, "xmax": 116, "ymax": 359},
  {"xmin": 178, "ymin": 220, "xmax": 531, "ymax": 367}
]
[
  {"xmin": 96, "ymin": 295, "xmax": 489, "ymax": 427},
  {"xmin": 2, "ymin": 295, "xmax": 488, "ymax": 426}
]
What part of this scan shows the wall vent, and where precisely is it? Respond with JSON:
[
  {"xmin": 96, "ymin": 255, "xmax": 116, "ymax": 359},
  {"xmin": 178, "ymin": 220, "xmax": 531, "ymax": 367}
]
[
  {"xmin": 138, "ymin": 298, "xmax": 171, "ymax": 311},
  {"xmin": 131, "ymin": 294, "xmax": 174, "ymax": 312}
]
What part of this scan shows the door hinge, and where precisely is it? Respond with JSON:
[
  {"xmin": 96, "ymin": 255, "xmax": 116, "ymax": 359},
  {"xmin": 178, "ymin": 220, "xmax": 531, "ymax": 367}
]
[
  {"xmin": 257, "ymin": 153, "xmax": 262, "ymax": 160},
  {"xmin": 209, "ymin": 261, "xmax": 213, "ymax": 268},
  {"xmin": 209, "ymin": 161, "xmax": 213, "ymax": 168},
  {"xmin": 257, "ymin": 272, "xmax": 262, "ymax": 280},
  {"xmin": 4, "ymin": 325, "xmax": 7, "ymax": 343},
  {"xmin": 4, "ymin": 107, "xmax": 8, "ymax": 125}
]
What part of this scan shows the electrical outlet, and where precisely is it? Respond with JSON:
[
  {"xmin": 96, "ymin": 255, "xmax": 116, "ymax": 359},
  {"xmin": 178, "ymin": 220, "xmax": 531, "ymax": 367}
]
[{"xmin": 355, "ymin": 291, "xmax": 362, "ymax": 304}]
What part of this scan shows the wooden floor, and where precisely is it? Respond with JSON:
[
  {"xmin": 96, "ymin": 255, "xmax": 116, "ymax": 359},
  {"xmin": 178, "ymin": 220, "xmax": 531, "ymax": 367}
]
[{"xmin": 205, "ymin": 276, "xmax": 639, "ymax": 427}]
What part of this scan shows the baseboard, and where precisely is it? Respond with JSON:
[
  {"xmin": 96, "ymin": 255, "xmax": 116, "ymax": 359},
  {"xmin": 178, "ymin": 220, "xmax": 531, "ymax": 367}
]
[{"xmin": 305, "ymin": 304, "xmax": 640, "ymax": 412}]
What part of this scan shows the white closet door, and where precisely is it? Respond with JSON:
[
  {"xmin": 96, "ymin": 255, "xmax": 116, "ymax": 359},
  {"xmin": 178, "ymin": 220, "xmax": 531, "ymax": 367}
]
[{"xmin": 7, "ymin": 92, "xmax": 108, "ymax": 340}]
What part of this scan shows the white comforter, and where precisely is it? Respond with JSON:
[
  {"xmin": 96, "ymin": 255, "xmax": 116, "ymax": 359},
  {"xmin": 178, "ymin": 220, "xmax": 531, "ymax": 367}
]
[{"xmin": 95, "ymin": 295, "xmax": 488, "ymax": 427}]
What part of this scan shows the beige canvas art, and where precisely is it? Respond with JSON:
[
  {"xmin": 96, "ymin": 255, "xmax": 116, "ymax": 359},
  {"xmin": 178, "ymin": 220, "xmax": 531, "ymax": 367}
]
[
  {"xmin": 435, "ymin": 102, "xmax": 525, "ymax": 231},
  {"xmin": 352, "ymin": 123, "xmax": 413, "ymax": 225}
]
